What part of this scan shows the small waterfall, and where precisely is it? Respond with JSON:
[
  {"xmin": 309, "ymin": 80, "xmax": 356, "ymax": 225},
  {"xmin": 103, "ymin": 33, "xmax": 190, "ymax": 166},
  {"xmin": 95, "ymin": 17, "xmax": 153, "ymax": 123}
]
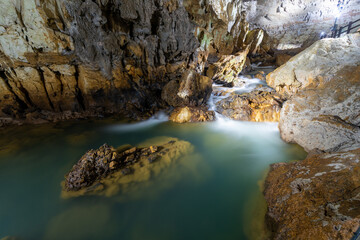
[{"xmin": 208, "ymin": 75, "xmax": 269, "ymax": 121}]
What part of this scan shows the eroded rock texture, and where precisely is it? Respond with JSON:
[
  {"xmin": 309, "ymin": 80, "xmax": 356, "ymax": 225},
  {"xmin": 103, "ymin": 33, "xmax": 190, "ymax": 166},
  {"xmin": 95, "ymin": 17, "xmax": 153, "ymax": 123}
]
[
  {"xmin": 264, "ymin": 35, "xmax": 360, "ymax": 240},
  {"xmin": 279, "ymin": 63, "xmax": 360, "ymax": 153},
  {"xmin": 1, "ymin": 0, "xmax": 360, "ymax": 126},
  {"xmin": 63, "ymin": 137, "xmax": 193, "ymax": 197},
  {"xmin": 169, "ymin": 106, "xmax": 215, "ymax": 123},
  {"xmin": 0, "ymin": 0, "xmax": 203, "ymax": 125},
  {"xmin": 267, "ymin": 34, "xmax": 360, "ymax": 98},
  {"xmin": 216, "ymin": 90, "xmax": 285, "ymax": 122},
  {"xmin": 265, "ymin": 149, "xmax": 360, "ymax": 240},
  {"xmin": 245, "ymin": 0, "xmax": 360, "ymax": 50}
]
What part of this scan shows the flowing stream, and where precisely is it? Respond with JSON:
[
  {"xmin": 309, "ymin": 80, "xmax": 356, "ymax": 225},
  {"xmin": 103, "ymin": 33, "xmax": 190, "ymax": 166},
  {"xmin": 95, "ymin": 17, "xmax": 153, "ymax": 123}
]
[{"xmin": 0, "ymin": 75, "xmax": 306, "ymax": 240}]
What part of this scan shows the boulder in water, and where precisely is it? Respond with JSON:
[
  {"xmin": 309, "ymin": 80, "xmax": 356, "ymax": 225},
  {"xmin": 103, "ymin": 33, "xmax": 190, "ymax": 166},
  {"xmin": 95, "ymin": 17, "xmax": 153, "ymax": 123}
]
[
  {"xmin": 216, "ymin": 90, "xmax": 285, "ymax": 122},
  {"xmin": 169, "ymin": 107, "xmax": 215, "ymax": 123},
  {"xmin": 62, "ymin": 137, "xmax": 193, "ymax": 197}
]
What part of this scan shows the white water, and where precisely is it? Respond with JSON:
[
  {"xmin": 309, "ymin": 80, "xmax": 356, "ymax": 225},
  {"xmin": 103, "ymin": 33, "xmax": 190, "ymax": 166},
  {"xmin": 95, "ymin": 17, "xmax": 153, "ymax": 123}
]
[
  {"xmin": 106, "ymin": 74, "xmax": 276, "ymax": 131},
  {"xmin": 105, "ymin": 111, "xmax": 168, "ymax": 132},
  {"xmin": 208, "ymin": 75, "xmax": 269, "ymax": 121}
]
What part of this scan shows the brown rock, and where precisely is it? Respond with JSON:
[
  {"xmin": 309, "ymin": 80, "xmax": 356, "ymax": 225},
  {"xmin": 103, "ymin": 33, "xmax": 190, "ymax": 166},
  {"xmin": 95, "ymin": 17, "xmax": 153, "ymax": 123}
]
[
  {"xmin": 275, "ymin": 54, "xmax": 292, "ymax": 67},
  {"xmin": 264, "ymin": 148, "xmax": 360, "ymax": 240},
  {"xmin": 213, "ymin": 49, "xmax": 249, "ymax": 83},
  {"xmin": 162, "ymin": 70, "xmax": 212, "ymax": 107},
  {"xmin": 216, "ymin": 90, "xmax": 285, "ymax": 122},
  {"xmin": 62, "ymin": 137, "xmax": 193, "ymax": 197},
  {"xmin": 169, "ymin": 106, "xmax": 215, "ymax": 123}
]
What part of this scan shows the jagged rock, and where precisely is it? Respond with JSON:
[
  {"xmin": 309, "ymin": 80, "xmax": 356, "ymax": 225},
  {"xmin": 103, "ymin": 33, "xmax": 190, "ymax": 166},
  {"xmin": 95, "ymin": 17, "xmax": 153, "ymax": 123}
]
[
  {"xmin": 212, "ymin": 49, "xmax": 249, "ymax": 82},
  {"xmin": 264, "ymin": 148, "xmax": 360, "ymax": 240},
  {"xmin": 267, "ymin": 34, "xmax": 360, "ymax": 98},
  {"xmin": 161, "ymin": 70, "xmax": 212, "ymax": 107},
  {"xmin": 216, "ymin": 90, "xmax": 285, "ymax": 122},
  {"xmin": 279, "ymin": 65, "xmax": 360, "ymax": 153},
  {"xmin": 62, "ymin": 137, "xmax": 193, "ymax": 197},
  {"xmin": 169, "ymin": 106, "xmax": 215, "ymax": 123},
  {"xmin": 2, "ymin": 0, "xmax": 360, "ymax": 126},
  {"xmin": 0, "ymin": 0, "xmax": 200, "ymax": 123}
]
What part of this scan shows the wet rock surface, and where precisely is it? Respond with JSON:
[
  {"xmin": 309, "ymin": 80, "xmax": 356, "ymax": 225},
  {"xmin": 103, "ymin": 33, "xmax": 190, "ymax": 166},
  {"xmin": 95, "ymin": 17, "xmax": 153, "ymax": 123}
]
[
  {"xmin": 264, "ymin": 148, "xmax": 360, "ymax": 240},
  {"xmin": 216, "ymin": 90, "xmax": 285, "ymax": 122},
  {"xmin": 169, "ymin": 106, "xmax": 215, "ymax": 123},
  {"xmin": 62, "ymin": 137, "xmax": 193, "ymax": 197}
]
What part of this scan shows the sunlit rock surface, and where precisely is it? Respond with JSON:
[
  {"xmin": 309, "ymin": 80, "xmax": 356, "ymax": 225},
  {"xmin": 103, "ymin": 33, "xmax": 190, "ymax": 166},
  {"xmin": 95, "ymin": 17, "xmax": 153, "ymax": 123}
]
[
  {"xmin": 265, "ymin": 148, "xmax": 360, "ymax": 240},
  {"xmin": 212, "ymin": 49, "xmax": 249, "ymax": 83},
  {"xmin": 216, "ymin": 90, "xmax": 285, "ymax": 122},
  {"xmin": 279, "ymin": 65, "xmax": 360, "ymax": 153},
  {"xmin": 62, "ymin": 137, "xmax": 194, "ymax": 198},
  {"xmin": 169, "ymin": 106, "xmax": 215, "ymax": 123},
  {"xmin": 267, "ymin": 34, "xmax": 360, "ymax": 97}
]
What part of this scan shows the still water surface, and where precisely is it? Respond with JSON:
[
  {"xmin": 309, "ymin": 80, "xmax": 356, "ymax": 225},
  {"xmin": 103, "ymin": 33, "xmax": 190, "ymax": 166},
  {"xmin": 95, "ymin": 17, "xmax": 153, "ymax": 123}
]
[{"xmin": 0, "ymin": 118, "xmax": 306, "ymax": 240}]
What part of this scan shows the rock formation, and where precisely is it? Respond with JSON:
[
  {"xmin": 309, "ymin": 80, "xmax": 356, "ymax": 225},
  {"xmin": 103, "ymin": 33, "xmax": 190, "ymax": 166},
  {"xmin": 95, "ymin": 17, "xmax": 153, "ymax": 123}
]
[
  {"xmin": 269, "ymin": 34, "xmax": 360, "ymax": 152},
  {"xmin": 169, "ymin": 106, "xmax": 215, "ymax": 123},
  {"xmin": 265, "ymin": 148, "xmax": 360, "ymax": 239},
  {"xmin": 216, "ymin": 90, "xmax": 285, "ymax": 122},
  {"xmin": 264, "ymin": 34, "xmax": 360, "ymax": 239},
  {"xmin": 63, "ymin": 137, "xmax": 193, "ymax": 197},
  {"xmin": 2, "ymin": 0, "xmax": 359, "ymax": 126},
  {"xmin": 267, "ymin": 34, "xmax": 360, "ymax": 98},
  {"xmin": 280, "ymin": 65, "xmax": 360, "ymax": 153}
]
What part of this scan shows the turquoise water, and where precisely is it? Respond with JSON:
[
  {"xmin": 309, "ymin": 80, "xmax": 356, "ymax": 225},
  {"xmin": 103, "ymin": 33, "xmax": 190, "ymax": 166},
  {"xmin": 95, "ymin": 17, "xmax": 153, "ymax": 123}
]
[{"xmin": 0, "ymin": 118, "xmax": 306, "ymax": 240}]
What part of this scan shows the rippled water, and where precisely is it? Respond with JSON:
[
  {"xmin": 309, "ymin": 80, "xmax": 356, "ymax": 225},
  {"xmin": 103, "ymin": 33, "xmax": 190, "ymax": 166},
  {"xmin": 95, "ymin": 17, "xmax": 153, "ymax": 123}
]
[{"xmin": 0, "ymin": 117, "xmax": 306, "ymax": 240}]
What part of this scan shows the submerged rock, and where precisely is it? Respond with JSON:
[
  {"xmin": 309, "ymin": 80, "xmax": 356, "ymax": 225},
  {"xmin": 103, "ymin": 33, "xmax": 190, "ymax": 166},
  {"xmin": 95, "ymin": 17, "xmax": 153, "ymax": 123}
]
[
  {"xmin": 216, "ymin": 90, "xmax": 285, "ymax": 122},
  {"xmin": 62, "ymin": 137, "xmax": 193, "ymax": 197},
  {"xmin": 279, "ymin": 65, "xmax": 360, "ymax": 153},
  {"xmin": 264, "ymin": 148, "xmax": 360, "ymax": 240},
  {"xmin": 169, "ymin": 106, "xmax": 215, "ymax": 123}
]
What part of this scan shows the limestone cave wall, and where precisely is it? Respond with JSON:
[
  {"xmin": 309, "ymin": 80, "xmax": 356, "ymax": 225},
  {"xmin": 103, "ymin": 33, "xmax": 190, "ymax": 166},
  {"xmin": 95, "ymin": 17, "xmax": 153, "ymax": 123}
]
[{"xmin": 0, "ymin": 0, "xmax": 359, "ymax": 125}]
